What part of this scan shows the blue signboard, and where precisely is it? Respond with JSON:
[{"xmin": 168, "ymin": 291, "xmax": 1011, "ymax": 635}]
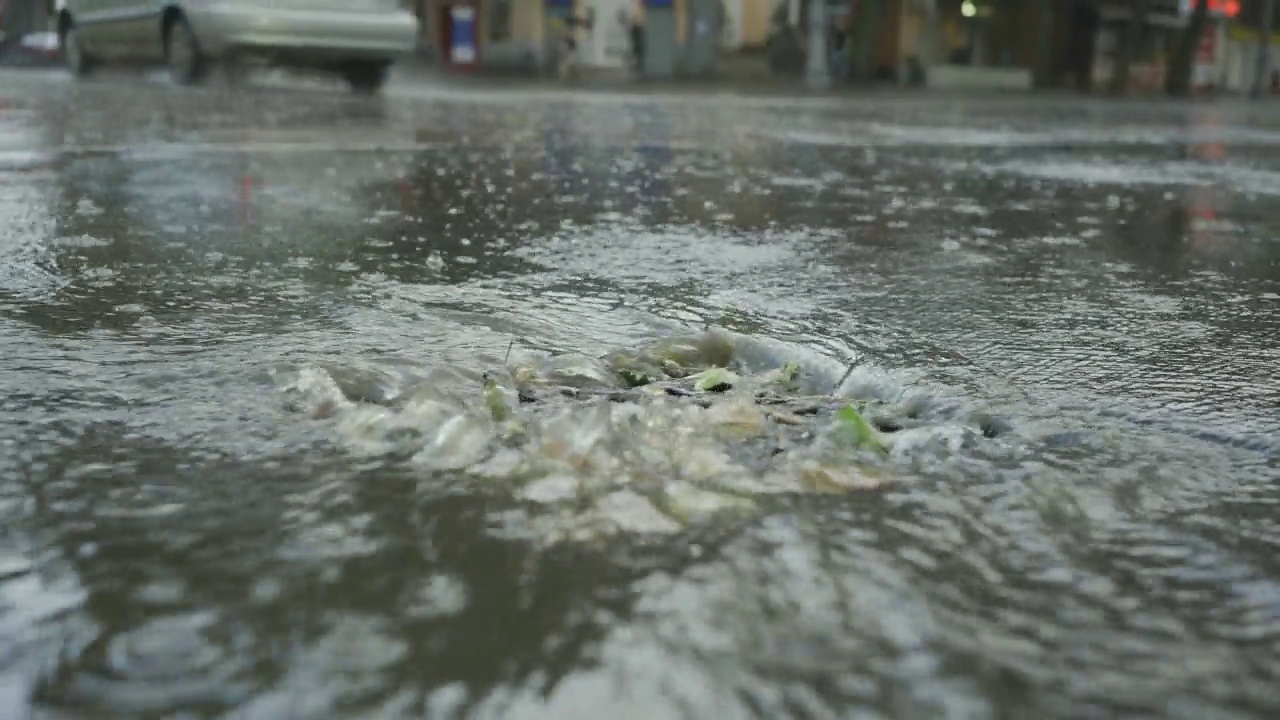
[
  {"xmin": 450, "ymin": 5, "xmax": 476, "ymax": 64},
  {"xmin": 644, "ymin": 0, "xmax": 674, "ymax": 6}
]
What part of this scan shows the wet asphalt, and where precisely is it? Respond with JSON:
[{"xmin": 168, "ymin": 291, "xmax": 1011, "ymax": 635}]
[{"xmin": 1, "ymin": 67, "xmax": 1279, "ymax": 719}]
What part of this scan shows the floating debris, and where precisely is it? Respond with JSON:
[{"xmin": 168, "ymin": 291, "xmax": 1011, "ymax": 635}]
[
  {"xmin": 481, "ymin": 373, "xmax": 513, "ymax": 422},
  {"xmin": 277, "ymin": 330, "xmax": 1007, "ymax": 544},
  {"xmin": 689, "ymin": 367, "xmax": 740, "ymax": 393},
  {"xmin": 834, "ymin": 405, "xmax": 890, "ymax": 454}
]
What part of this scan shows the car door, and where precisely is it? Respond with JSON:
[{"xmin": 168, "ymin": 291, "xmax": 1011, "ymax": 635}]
[
  {"xmin": 68, "ymin": 0, "xmax": 112, "ymax": 56},
  {"xmin": 118, "ymin": 0, "xmax": 162, "ymax": 61},
  {"xmin": 77, "ymin": 0, "xmax": 136, "ymax": 58}
]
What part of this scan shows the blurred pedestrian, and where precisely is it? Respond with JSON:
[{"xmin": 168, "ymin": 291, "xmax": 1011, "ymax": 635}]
[
  {"xmin": 828, "ymin": 13, "xmax": 850, "ymax": 80},
  {"xmin": 627, "ymin": 0, "xmax": 645, "ymax": 73},
  {"xmin": 555, "ymin": 7, "xmax": 594, "ymax": 81}
]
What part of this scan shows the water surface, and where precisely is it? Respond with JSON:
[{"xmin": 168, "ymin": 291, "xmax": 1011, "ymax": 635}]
[{"xmin": 1, "ymin": 74, "xmax": 1278, "ymax": 719}]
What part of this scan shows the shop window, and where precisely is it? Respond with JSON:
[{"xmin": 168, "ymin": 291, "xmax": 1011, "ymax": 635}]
[{"xmin": 490, "ymin": 0, "xmax": 513, "ymax": 42}]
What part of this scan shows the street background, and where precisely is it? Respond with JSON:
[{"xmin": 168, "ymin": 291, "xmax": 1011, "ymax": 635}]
[{"xmin": 2, "ymin": 7, "xmax": 1280, "ymax": 719}]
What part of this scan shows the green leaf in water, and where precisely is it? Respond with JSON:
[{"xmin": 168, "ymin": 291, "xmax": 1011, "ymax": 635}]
[
  {"xmin": 780, "ymin": 361, "xmax": 801, "ymax": 382},
  {"xmin": 765, "ymin": 360, "xmax": 802, "ymax": 390},
  {"xmin": 617, "ymin": 368, "xmax": 655, "ymax": 388},
  {"xmin": 689, "ymin": 367, "xmax": 740, "ymax": 392},
  {"xmin": 835, "ymin": 404, "xmax": 889, "ymax": 453},
  {"xmin": 482, "ymin": 373, "xmax": 513, "ymax": 422}
]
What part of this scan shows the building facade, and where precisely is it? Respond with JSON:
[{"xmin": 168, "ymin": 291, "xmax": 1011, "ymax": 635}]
[
  {"xmin": 402, "ymin": 0, "xmax": 1277, "ymax": 91},
  {"xmin": 1086, "ymin": 0, "xmax": 1256, "ymax": 93},
  {"xmin": 1222, "ymin": 21, "xmax": 1280, "ymax": 92},
  {"xmin": 1221, "ymin": 0, "xmax": 1280, "ymax": 93},
  {"xmin": 408, "ymin": 0, "xmax": 779, "ymax": 74},
  {"xmin": 852, "ymin": 0, "xmax": 1056, "ymax": 90},
  {"xmin": 0, "ymin": 0, "xmax": 54, "ymax": 50}
]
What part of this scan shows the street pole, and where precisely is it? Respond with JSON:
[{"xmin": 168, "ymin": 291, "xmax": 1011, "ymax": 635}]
[
  {"xmin": 1252, "ymin": 0, "xmax": 1276, "ymax": 99},
  {"xmin": 806, "ymin": 0, "xmax": 830, "ymax": 90}
]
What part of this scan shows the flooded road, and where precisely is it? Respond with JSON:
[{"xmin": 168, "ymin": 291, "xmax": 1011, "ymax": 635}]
[{"xmin": 2, "ymin": 71, "xmax": 1278, "ymax": 719}]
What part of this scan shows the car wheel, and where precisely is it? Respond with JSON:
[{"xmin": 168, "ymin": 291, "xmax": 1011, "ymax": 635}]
[
  {"xmin": 62, "ymin": 25, "xmax": 93, "ymax": 78},
  {"xmin": 165, "ymin": 15, "xmax": 205, "ymax": 85},
  {"xmin": 343, "ymin": 62, "xmax": 389, "ymax": 95}
]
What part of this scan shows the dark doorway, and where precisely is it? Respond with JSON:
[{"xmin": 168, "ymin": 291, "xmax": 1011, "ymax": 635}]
[
  {"xmin": 439, "ymin": 4, "xmax": 455, "ymax": 63},
  {"xmin": 1065, "ymin": 0, "xmax": 1100, "ymax": 91}
]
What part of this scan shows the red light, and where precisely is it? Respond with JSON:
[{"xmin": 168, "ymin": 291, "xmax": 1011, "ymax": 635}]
[{"xmin": 1208, "ymin": 0, "xmax": 1241, "ymax": 17}]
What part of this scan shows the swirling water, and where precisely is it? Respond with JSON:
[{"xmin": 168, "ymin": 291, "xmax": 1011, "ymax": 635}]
[{"xmin": 1, "ymin": 76, "xmax": 1278, "ymax": 719}]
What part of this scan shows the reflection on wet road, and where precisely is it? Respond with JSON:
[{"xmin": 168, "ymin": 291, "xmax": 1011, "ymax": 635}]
[{"xmin": 2, "ymin": 72, "xmax": 1279, "ymax": 719}]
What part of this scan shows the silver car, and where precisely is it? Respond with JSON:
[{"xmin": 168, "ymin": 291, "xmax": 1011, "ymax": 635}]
[{"xmin": 55, "ymin": 0, "xmax": 419, "ymax": 93}]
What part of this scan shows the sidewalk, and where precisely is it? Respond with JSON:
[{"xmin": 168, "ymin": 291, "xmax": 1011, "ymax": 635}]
[
  {"xmin": 379, "ymin": 66, "xmax": 1091, "ymax": 108},
  {"xmin": 381, "ymin": 53, "xmax": 1110, "ymax": 103},
  {"xmin": 383, "ymin": 60, "xmax": 1280, "ymax": 108},
  {"xmin": 385, "ymin": 52, "xmax": 831, "ymax": 100}
]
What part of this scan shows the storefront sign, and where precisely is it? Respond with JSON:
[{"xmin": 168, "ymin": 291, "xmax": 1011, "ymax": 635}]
[
  {"xmin": 1179, "ymin": 0, "xmax": 1240, "ymax": 18},
  {"xmin": 1227, "ymin": 24, "xmax": 1280, "ymax": 44},
  {"xmin": 450, "ymin": 5, "xmax": 476, "ymax": 64}
]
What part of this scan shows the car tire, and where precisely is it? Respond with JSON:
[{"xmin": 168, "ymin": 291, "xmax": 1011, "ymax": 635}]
[
  {"xmin": 165, "ymin": 15, "xmax": 205, "ymax": 86},
  {"xmin": 343, "ymin": 62, "xmax": 389, "ymax": 95},
  {"xmin": 61, "ymin": 25, "xmax": 93, "ymax": 78}
]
